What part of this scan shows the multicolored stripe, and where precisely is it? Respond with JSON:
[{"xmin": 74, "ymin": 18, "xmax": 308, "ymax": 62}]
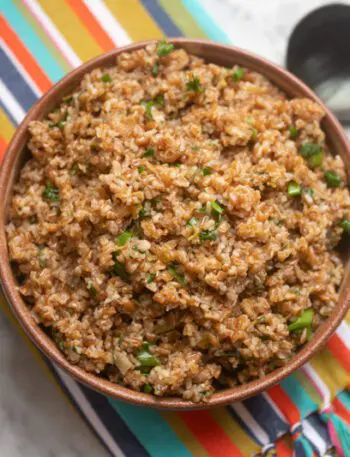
[
  {"xmin": 22, "ymin": 0, "xmax": 81, "ymax": 69},
  {"xmin": 1, "ymin": 0, "xmax": 66, "ymax": 81},
  {"xmin": 0, "ymin": 2, "xmax": 349, "ymax": 456}
]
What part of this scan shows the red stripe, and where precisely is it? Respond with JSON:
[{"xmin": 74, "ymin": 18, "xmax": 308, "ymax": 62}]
[
  {"xmin": 178, "ymin": 411, "xmax": 245, "ymax": 457},
  {"xmin": 0, "ymin": 136, "xmax": 7, "ymax": 162},
  {"xmin": 267, "ymin": 385, "xmax": 301, "ymax": 425},
  {"xmin": 327, "ymin": 333, "xmax": 350, "ymax": 373},
  {"xmin": 333, "ymin": 397, "xmax": 350, "ymax": 425},
  {"xmin": 66, "ymin": 0, "xmax": 116, "ymax": 51},
  {"xmin": 0, "ymin": 16, "xmax": 52, "ymax": 92},
  {"xmin": 276, "ymin": 439, "xmax": 293, "ymax": 457}
]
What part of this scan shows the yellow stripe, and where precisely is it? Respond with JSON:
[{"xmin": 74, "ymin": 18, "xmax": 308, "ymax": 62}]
[
  {"xmin": 0, "ymin": 108, "xmax": 15, "ymax": 143},
  {"xmin": 104, "ymin": 0, "xmax": 164, "ymax": 41},
  {"xmin": 294, "ymin": 371, "xmax": 322, "ymax": 405},
  {"xmin": 311, "ymin": 348, "xmax": 350, "ymax": 398},
  {"xmin": 0, "ymin": 293, "xmax": 76, "ymax": 412},
  {"xmin": 158, "ymin": 0, "xmax": 208, "ymax": 39},
  {"xmin": 345, "ymin": 310, "xmax": 350, "ymax": 325},
  {"xmin": 210, "ymin": 408, "xmax": 260, "ymax": 455},
  {"xmin": 162, "ymin": 412, "xmax": 209, "ymax": 457},
  {"xmin": 38, "ymin": 0, "xmax": 103, "ymax": 61}
]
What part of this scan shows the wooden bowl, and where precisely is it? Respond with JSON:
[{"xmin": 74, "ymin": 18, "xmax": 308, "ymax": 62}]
[{"xmin": 0, "ymin": 39, "xmax": 349, "ymax": 410}]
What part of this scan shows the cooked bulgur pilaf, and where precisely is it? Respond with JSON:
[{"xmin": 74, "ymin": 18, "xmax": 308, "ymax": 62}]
[{"xmin": 7, "ymin": 42, "xmax": 350, "ymax": 401}]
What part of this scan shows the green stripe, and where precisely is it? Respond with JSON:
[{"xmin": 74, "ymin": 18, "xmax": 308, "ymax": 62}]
[
  {"xmin": 157, "ymin": 0, "xmax": 208, "ymax": 39},
  {"xmin": 108, "ymin": 399, "xmax": 192, "ymax": 457},
  {"xmin": 13, "ymin": 0, "xmax": 72, "ymax": 74},
  {"xmin": 281, "ymin": 375, "xmax": 318, "ymax": 420},
  {"xmin": 338, "ymin": 390, "xmax": 350, "ymax": 409},
  {"xmin": 294, "ymin": 370, "xmax": 322, "ymax": 406},
  {"xmin": 295, "ymin": 436, "xmax": 315, "ymax": 457},
  {"xmin": 181, "ymin": 0, "xmax": 231, "ymax": 43},
  {"xmin": 1, "ymin": 0, "xmax": 66, "ymax": 82}
]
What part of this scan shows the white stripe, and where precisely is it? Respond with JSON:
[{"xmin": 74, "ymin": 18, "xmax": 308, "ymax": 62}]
[
  {"xmin": 23, "ymin": 0, "xmax": 81, "ymax": 68},
  {"xmin": 53, "ymin": 366, "xmax": 126, "ymax": 457},
  {"xmin": 303, "ymin": 419, "xmax": 327, "ymax": 455},
  {"xmin": 0, "ymin": 39, "xmax": 42, "ymax": 98},
  {"xmin": 0, "ymin": 79, "xmax": 26, "ymax": 124},
  {"xmin": 336, "ymin": 321, "xmax": 350, "ymax": 349},
  {"xmin": 83, "ymin": 0, "xmax": 131, "ymax": 47},
  {"xmin": 230, "ymin": 402, "xmax": 270, "ymax": 444},
  {"xmin": 302, "ymin": 365, "xmax": 331, "ymax": 407}
]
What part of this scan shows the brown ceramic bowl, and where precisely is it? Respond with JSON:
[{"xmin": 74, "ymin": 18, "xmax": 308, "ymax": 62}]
[{"xmin": 0, "ymin": 39, "xmax": 349, "ymax": 410}]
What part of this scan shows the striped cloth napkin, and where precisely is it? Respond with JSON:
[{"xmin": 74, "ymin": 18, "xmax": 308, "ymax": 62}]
[{"xmin": 0, "ymin": 1, "xmax": 349, "ymax": 456}]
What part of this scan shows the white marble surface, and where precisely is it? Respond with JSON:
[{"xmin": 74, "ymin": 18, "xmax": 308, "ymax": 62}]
[
  {"xmin": 0, "ymin": 314, "xmax": 108, "ymax": 457},
  {"xmin": 205, "ymin": 0, "xmax": 349, "ymax": 64},
  {"xmin": 1, "ymin": 1, "xmax": 349, "ymax": 456}
]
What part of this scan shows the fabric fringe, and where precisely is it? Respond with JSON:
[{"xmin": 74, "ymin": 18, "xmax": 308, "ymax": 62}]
[
  {"xmin": 291, "ymin": 423, "xmax": 317, "ymax": 457},
  {"xmin": 320, "ymin": 406, "xmax": 350, "ymax": 457}
]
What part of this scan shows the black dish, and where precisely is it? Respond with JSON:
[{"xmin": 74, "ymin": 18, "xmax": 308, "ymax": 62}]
[{"xmin": 286, "ymin": 3, "xmax": 350, "ymax": 122}]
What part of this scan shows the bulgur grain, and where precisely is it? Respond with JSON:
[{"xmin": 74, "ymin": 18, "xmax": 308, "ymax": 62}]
[{"xmin": 6, "ymin": 43, "xmax": 350, "ymax": 402}]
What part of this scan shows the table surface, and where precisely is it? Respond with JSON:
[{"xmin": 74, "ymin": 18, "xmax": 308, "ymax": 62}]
[{"xmin": 1, "ymin": 1, "xmax": 349, "ymax": 456}]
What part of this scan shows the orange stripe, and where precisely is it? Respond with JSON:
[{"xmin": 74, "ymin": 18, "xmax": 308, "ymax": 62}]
[
  {"xmin": 178, "ymin": 411, "xmax": 245, "ymax": 457},
  {"xmin": 267, "ymin": 385, "xmax": 300, "ymax": 425},
  {"xmin": 0, "ymin": 16, "xmax": 52, "ymax": 92},
  {"xmin": 0, "ymin": 136, "xmax": 8, "ymax": 162},
  {"xmin": 327, "ymin": 334, "xmax": 350, "ymax": 373},
  {"xmin": 66, "ymin": 0, "xmax": 116, "ymax": 51},
  {"xmin": 276, "ymin": 439, "xmax": 293, "ymax": 457},
  {"xmin": 333, "ymin": 397, "xmax": 350, "ymax": 425}
]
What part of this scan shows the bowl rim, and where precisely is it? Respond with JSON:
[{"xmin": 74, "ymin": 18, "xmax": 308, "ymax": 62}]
[{"xmin": 0, "ymin": 38, "xmax": 349, "ymax": 410}]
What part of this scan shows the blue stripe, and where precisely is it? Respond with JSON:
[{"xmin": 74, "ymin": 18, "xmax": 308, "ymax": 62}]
[
  {"xmin": 140, "ymin": 0, "xmax": 183, "ymax": 37},
  {"xmin": 0, "ymin": 47, "xmax": 37, "ymax": 111},
  {"xmin": 294, "ymin": 437, "xmax": 315, "ymax": 457},
  {"xmin": 0, "ymin": 100, "xmax": 18, "ymax": 127},
  {"xmin": 79, "ymin": 386, "xmax": 150, "ymax": 457},
  {"xmin": 181, "ymin": 0, "xmax": 231, "ymax": 43},
  {"xmin": 1, "ymin": 0, "xmax": 65, "ymax": 83},
  {"xmin": 108, "ymin": 399, "xmax": 192, "ymax": 457},
  {"xmin": 281, "ymin": 376, "xmax": 318, "ymax": 420},
  {"xmin": 243, "ymin": 394, "xmax": 289, "ymax": 441},
  {"xmin": 306, "ymin": 413, "xmax": 331, "ymax": 449}
]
